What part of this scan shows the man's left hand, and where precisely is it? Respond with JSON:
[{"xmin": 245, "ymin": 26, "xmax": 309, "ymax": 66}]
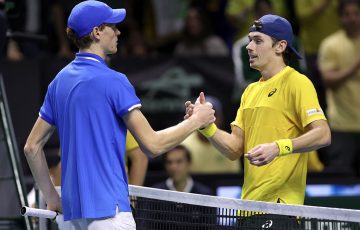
[{"xmin": 245, "ymin": 143, "xmax": 279, "ymax": 166}]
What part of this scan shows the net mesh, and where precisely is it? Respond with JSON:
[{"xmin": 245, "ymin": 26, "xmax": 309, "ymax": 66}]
[
  {"xmin": 129, "ymin": 186, "xmax": 360, "ymax": 230},
  {"xmin": 48, "ymin": 186, "xmax": 360, "ymax": 230}
]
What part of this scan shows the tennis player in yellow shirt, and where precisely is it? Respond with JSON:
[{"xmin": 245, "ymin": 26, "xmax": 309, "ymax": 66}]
[{"xmin": 185, "ymin": 14, "xmax": 331, "ymax": 206}]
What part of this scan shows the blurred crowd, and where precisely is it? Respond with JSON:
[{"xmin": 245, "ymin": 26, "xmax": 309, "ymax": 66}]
[
  {"xmin": 1, "ymin": 0, "xmax": 340, "ymax": 60},
  {"xmin": 1, "ymin": 0, "xmax": 360, "ymax": 178}
]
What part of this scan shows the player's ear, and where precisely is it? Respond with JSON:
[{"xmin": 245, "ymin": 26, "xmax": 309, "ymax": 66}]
[
  {"xmin": 275, "ymin": 40, "xmax": 287, "ymax": 54},
  {"xmin": 91, "ymin": 27, "xmax": 101, "ymax": 40}
]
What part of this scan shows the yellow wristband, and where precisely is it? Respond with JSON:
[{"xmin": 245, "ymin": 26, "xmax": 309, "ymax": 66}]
[
  {"xmin": 275, "ymin": 139, "xmax": 293, "ymax": 156},
  {"xmin": 199, "ymin": 123, "xmax": 218, "ymax": 138}
]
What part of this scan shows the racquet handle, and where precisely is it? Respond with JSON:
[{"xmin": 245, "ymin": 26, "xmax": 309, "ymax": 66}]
[{"xmin": 21, "ymin": 206, "xmax": 58, "ymax": 220}]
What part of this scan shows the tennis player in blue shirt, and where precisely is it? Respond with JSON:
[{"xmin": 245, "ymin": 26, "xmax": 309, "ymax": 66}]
[{"xmin": 23, "ymin": 1, "xmax": 215, "ymax": 229}]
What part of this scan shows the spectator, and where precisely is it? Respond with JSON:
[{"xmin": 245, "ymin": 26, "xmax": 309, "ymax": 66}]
[
  {"xmin": 294, "ymin": 0, "xmax": 339, "ymax": 109},
  {"xmin": 225, "ymin": 0, "xmax": 288, "ymax": 40},
  {"xmin": 225, "ymin": 0, "xmax": 257, "ymax": 40},
  {"xmin": 318, "ymin": 0, "xmax": 360, "ymax": 176},
  {"xmin": 174, "ymin": 7, "xmax": 229, "ymax": 57},
  {"xmin": 150, "ymin": 145, "xmax": 215, "ymax": 230},
  {"xmin": 153, "ymin": 145, "xmax": 214, "ymax": 195}
]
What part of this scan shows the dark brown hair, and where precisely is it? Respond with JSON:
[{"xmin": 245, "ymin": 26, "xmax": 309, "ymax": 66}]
[{"xmin": 66, "ymin": 24, "xmax": 109, "ymax": 49}]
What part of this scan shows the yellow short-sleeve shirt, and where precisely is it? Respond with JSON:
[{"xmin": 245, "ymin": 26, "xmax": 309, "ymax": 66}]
[
  {"xmin": 318, "ymin": 30, "xmax": 360, "ymax": 131},
  {"xmin": 231, "ymin": 66, "xmax": 326, "ymax": 204}
]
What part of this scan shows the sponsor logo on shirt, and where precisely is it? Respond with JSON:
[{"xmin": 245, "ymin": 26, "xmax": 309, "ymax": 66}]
[
  {"xmin": 306, "ymin": 108, "xmax": 324, "ymax": 116},
  {"xmin": 262, "ymin": 220, "xmax": 273, "ymax": 228},
  {"xmin": 268, "ymin": 88, "xmax": 277, "ymax": 97}
]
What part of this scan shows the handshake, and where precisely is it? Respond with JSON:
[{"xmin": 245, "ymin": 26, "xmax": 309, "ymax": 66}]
[{"xmin": 183, "ymin": 92, "xmax": 218, "ymax": 137}]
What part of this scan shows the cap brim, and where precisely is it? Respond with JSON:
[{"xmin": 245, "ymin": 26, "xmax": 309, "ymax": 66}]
[
  {"xmin": 104, "ymin": 9, "xmax": 126, "ymax": 24},
  {"xmin": 289, "ymin": 46, "xmax": 302, "ymax": 59}
]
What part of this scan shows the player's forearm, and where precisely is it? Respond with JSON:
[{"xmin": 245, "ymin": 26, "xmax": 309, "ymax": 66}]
[
  {"xmin": 124, "ymin": 110, "xmax": 197, "ymax": 158},
  {"xmin": 209, "ymin": 129, "xmax": 243, "ymax": 161},
  {"xmin": 292, "ymin": 120, "xmax": 331, "ymax": 153},
  {"xmin": 24, "ymin": 147, "xmax": 59, "ymax": 203},
  {"xmin": 23, "ymin": 118, "xmax": 59, "ymax": 204},
  {"xmin": 147, "ymin": 119, "xmax": 202, "ymax": 157},
  {"xmin": 126, "ymin": 105, "xmax": 214, "ymax": 157}
]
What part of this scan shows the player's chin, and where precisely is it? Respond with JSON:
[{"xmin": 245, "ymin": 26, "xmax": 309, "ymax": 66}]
[
  {"xmin": 107, "ymin": 46, "xmax": 118, "ymax": 54},
  {"xmin": 111, "ymin": 47, "xmax": 118, "ymax": 54},
  {"xmin": 249, "ymin": 62, "xmax": 259, "ymax": 70}
]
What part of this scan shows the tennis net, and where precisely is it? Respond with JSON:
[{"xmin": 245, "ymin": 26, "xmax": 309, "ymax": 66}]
[
  {"xmin": 129, "ymin": 185, "xmax": 360, "ymax": 230},
  {"xmin": 39, "ymin": 185, "xmax": 360, "ymax": 230}
]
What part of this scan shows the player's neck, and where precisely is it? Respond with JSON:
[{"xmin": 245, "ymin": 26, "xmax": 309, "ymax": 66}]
[
  {"xmin": 80, "ymin": 46, "xmax": 107, "ymax": 60},
  {"xmin": 260, "ymin": 61, "xmax": 286, "ymax": 80}
]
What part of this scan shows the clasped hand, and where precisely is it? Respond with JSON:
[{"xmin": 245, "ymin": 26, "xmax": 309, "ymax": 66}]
[{"xmin": 184, "ymin": 92, "xmax": 216, "ymax": 128}]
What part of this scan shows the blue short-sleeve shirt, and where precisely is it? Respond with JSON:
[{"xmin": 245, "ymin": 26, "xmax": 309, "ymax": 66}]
[{"xmin": 40, "ymin": 53, "xmax": 141, "ymax": 220}]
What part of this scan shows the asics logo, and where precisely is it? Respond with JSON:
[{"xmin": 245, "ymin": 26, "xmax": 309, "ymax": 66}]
[
  {"xmin": 262, "ymin": 220, "xmax": 273, "ymax": 228},
  {"xmin": 268, "ymin": 88, "xmax": 277, "ymax": 97}
]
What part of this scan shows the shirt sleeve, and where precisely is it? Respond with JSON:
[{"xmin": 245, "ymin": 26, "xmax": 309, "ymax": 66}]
[
  {"xmin": 292, "ymin": 76, "xmax": 327, "ymax": 127},
  {"xmin": 39, "ymin": 83, "xmax": 55, "ymax": 125},
  {"xmin": 107, "ymin": 73, "xmax": 141, "ymax": 117}
]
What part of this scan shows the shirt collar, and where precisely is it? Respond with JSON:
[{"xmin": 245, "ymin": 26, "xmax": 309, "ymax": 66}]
[
  {"xmin": 75, "ymin": 52, "xmax": 106, "ymax": 65},
  {"xmin": 166, "ymin": 177, "xmax": 194, "ymax": 193}
]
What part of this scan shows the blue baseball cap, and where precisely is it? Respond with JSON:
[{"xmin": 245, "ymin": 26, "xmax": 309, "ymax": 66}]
[
  {"xmin": 249, "ymin": 14, "xmax": 302, "ymax": 59},
  {"xmin": 68, "ymin": 1, "xmax": 126, "ymax": 38}
]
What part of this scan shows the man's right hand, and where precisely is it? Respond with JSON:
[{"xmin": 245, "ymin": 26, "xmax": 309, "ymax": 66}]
[
  {"xmin": 187, "ymin": 92, "xmax": 216, "ymax": 128},
  {"xmin": 184, "ymin": 92, "xmax": 206, "ymax": 120},
  {"xmin": 47, "ymin": 197, "xmax": 63, "ymax": 214}
]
